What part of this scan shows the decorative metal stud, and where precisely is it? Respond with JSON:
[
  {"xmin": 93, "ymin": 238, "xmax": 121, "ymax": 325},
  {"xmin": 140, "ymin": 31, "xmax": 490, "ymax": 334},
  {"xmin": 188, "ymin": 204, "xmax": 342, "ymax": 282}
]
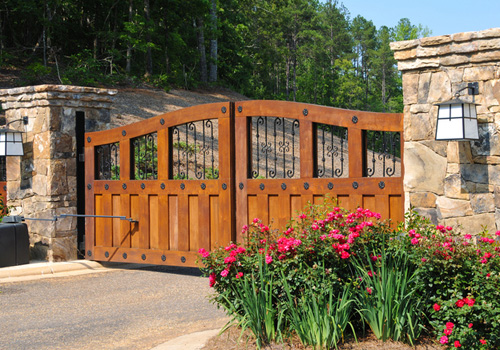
[
  {"xmin": 281, "ymin": 183, "xmax": 287, "ymax": 190},
  {"xmin": 161, "ymin": 255, "xmax": 166, "ymax": 262},
  {"xmin": 161, "ymin": 183, "xmax": 165, "ymax": 190},
  {"xmin": 259, "ymin": 183, "xmax": 265, "ymax": 190},
  {"xmin": 352, "ymin": 116, "xmax": 358, "ymax": 124},
  {"xmin": 181, "ymin": 256, "xmax": 186, "ymax": 263},
  {"xmin": 105, "ymin": 251, "xmax": 109, "ymax": 258},
  {"xmin": 221, "ymin": 106, "xmax": 227, "ymax": 113},
  {"xmin": 87, "ymin": 137, "xmax": 91, "ymax": 143},
  {"xmin": 304, "ymin": 182, "xmax": 310, "ymax": 190},
  {"xmin": 87, "ymin": 184, "xmax": 92, "ymax": 190},
  {"xmin": 104, "ymin": 184, "xmax": 109, "ymax": 190},
  {"xmin": 222, "ymin": 183, "xmax": 227, "ymax": 190},
  {"xmin": 122, "ymin": 183, "xmax": 127, "ymax": 190},
  {"xmin": 141, "ymin": 254, "xmax": 146, "ymax": 261},
  {"xmin": 239, "ymin": 182, "xmax": 244, "ymax": 190},
  {"xmin": 201, "ymin": 183, "xmax": 206, "ymax": 190},
  {"xmin": 141, "ymin": 183, "xmax": 146, "ymax": 189},
  {"xmin": 180, "ymin": 183, "xmax": 185, "ymax": 190},
  {"xmin": 328, "ymin": 182, "xmax": 334, "ymax": 190},
  {"xmin": 123, "ymin": 253, "xmax": 127, "ymax": 259},
  {"xmin": 303, "ymin": 108, "xmax": 308, "ymax": 116},
  {"xmin": 379, "ymin": 181, "xmax": 385, "ymax": 189},
  {"xmin": 160, "ymin": 118, "xmax": 165, "ymax": 125},
  {"xmin": 238, "ymin": 106, "xmax": 243, "ymax": 113},
  {"xmin": 352, "ymin": 182, "xmax": 359, "ymax": 189},
  {"xmin": 87, "ymin": 250, "xmax": 92, "ymax": 257},
  {"xmin": 122, "ymin": 130, "xmax": 127, "ymax": 136}
]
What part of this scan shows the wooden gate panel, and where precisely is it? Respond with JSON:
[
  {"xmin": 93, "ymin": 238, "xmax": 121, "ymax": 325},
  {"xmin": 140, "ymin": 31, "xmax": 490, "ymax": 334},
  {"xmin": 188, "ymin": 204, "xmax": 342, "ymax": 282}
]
[
  {"xmin": 85, "ymin": 103, "xmax": 233, "ymax": 267},
  {"xmin": 234, "ymin": 100, "xmax": 403, "ymax": 242}
]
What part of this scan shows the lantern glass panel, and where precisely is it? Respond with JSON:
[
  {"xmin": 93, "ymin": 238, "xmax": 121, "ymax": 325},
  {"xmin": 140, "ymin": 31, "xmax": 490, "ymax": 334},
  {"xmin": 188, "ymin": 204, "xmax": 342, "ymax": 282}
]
[
  {"xmin": 436, "ymin": 117, "xmax": 463, "ymax": 140},
  {"xmin": 464, "ymin": 118, "xmax": 479, "ymax": 139},
  {"xmin": 450, "ymin": 104, "xmax": 463, "ymax": 118}
]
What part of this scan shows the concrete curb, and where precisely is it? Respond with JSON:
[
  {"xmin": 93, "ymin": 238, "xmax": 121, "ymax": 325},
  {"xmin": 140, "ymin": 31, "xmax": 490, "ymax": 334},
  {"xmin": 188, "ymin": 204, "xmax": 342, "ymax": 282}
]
[
  {"xmin": 150, "ymin": 329, "xmax": 220, "ymax": 350},
  {"xmin": 0, "ymin": 260, "xmax": 109, "ymax": 283}
]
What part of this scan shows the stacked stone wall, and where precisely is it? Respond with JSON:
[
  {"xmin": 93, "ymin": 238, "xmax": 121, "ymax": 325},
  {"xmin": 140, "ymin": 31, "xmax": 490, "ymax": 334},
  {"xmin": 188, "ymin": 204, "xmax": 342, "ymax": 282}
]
[
  {"xmin": 391, "ymin": 28, "xmax": 500, "ymax": 233},
  {"xmin": 0, "ymin": 85, "xmax": 116, "ymax": 261}
]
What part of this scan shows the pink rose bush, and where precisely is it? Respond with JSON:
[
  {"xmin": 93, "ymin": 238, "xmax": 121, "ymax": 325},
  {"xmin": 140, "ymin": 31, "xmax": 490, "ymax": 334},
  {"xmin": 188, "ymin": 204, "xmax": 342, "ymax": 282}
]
[{"xmin": 197, "ymin": 203, "xmax": 500, "ymax": 349}]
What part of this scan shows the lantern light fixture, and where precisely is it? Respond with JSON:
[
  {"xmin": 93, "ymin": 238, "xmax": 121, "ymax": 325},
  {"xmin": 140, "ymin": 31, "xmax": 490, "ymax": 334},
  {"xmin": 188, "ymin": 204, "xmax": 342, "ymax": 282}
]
[
  {"xmin": 0, "ymin": 116, "xmax": 28, "ymax": 156},
  {"xmin": 435, "ymin": 82, "xmax": 479, "ymax": 141}
]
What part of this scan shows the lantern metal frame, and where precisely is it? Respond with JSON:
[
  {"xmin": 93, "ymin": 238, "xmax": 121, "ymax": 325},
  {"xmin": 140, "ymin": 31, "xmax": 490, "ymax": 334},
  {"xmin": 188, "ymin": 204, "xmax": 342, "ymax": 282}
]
[
  {"xmin": 435, "ymin": 83, "xmax": 480, "ymax": 141},
  {"xmin": 0, "ymin": 116, "xmax": 28, "ymax": 156}
]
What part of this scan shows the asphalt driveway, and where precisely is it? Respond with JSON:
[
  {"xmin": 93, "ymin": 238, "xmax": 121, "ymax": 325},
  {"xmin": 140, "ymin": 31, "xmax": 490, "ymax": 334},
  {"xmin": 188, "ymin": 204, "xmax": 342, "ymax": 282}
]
[{"xmin": 0, "ymin": 264, "xmax": 228, "ymax": 350}]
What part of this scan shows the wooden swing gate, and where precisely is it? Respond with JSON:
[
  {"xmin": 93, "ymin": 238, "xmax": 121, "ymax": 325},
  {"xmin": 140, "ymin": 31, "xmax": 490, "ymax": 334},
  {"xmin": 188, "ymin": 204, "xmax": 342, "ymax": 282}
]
[{"xmin": 84, "ymin": 101, "xmax": 404, "ymax": 267}]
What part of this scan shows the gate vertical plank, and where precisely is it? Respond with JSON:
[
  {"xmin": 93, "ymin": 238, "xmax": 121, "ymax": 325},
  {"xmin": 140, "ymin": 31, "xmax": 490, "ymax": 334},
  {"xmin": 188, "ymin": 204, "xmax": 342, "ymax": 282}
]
[
  {"xmin": 189, "ymin": 195, "xmax": 200, "ymax": 251},
  {"xmin": 348, "ymin": 129, "xmax": 364, "ymax": 178},
  {"xmin": 290, "ymin": 195, "xmax": 302, "ymax": 218},
  {"xmin": 389, "ymin": 195, "xmax": 404, "ymax": 228},
  {"xmin": 268, "ymin": 195, "xmax": 280, "ymax": 229},
  {"xmin": 375, "ymin": 195, "xmax": 390, "ymax": 221},
  {"xmin": 95, "ymin": 195, "xmax": 104, "ymax": 246},
  {"xmin": 198, "ymin": 194, "xmax": 210, "ymax": 251},
  {"xmin": 257, "ymin": 194, "xmax": 269, "ymax": 225},
  {"xmin": 210, "ymin": 195, "xmax": 220, "ymax": 250},
  {"xmin": 102, "ymin": 194, "xmax": 112, "ymax": 247},
  {"xmin": 300, "ymin": 120, "xmax": 314, "ymax": 178},
  {"xmin": 157, "ymin": 128, "xmax": 169, "ymax": 180},
  {"xmin": 120, "ymin": 140, "xmax": 131, "ymax": 181},
  {"xmin": 280, "ymin": 194, "xmax": 291, "ymax": 230},
  {"xmin": 218, "ymin": 107, "xmax": 235, "ymax": 246},
  {"xmin": 169, "ymin": 195, "xmax": 179, "ymax": 250},
  {"xmin": 112, "ymin": 195, "xmax": 121, "ymax": 247},
  {"xmin": 120, "ymin": 194, "xmax": 131, "ymax": 248},
  {"xmin": 158, "ymin": 195, "xmax": 169, "ymax": 250},
  {"xmin": 149, "ymin": 195, "xmax": 159, "ymax": 249},
  {"xmin": 362, "ymin": 195, "xmax": 376, "ymax": 214},
  {"xmin": 139, "ymin": 195, "xmax": 150, "ymax": 249},
  {"xmin": 130, "ymin": 195, "xmax": 140, "ymax": 248},
  {"xmin": 247, "ymin": 195, "xmax": 258, "ymax": 225},
  {"xmin": 178, "ymin": 194, "xmax": 189, "ymax": 251},
  {"xmin": 350, "ymin": 194, "xmax": 363, "ymax": 212},
  {"xmin": 302, "ymin": 195, "xmax": 314, "ymax": 212},
  {"xmin": 85, "ymin": 142, "xmax": 95, "ymax": 256},
  {"xmin": 234, "ymin": 115, "xmax": 248, "ymax": 244}
]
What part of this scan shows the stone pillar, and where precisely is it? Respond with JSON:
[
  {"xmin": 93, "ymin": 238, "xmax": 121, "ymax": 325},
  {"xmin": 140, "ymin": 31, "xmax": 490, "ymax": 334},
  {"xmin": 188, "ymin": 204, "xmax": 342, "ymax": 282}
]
[
  {"xmin": 0, "ymin": 85, "xmax": 116, "ymax": 261},
  {"xmin": 391, "ymin": 28, "xmax": 500, "ymax": 233}
]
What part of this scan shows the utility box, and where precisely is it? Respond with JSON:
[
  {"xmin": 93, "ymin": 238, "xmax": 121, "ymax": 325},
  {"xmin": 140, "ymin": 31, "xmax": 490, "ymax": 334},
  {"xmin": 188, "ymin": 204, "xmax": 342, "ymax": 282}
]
[{"xmin": 0, "ymin": 222, "xmax": 29, "ymax": 267}]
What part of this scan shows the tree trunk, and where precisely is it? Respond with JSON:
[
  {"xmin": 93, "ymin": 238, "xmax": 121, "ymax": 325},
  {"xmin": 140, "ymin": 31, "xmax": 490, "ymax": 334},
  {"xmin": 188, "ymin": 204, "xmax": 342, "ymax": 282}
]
[
  {"xmin": 195, "ymin": 18, "xmax": 208, "ymax": 83},
  {"xmin": 144, "ymin": 0, "xmax": 153, "ymax": 77},
  {"xmin": 208, "ymin": 0, "xmax": 217, "ymax": 83},
  {"xmin": 126, "ymin": 0, "xmax": 133, "ymax": 73}
]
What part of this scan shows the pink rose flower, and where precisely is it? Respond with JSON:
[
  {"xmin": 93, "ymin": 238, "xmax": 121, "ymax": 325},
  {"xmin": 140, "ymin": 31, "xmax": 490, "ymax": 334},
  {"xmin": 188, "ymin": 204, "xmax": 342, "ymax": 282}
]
[
  {"xmin": 439, "ymin": 336, "xmax": 448, "ymax": 344},
  {"xmin": 209, "ymin": 273, "xmax": 216, "ymax": 287},
  {"xmin": 366, "ymin": 287, "xmax": 372, "ymax": 295},
  {"xmin": 265, "ymin": 254, "xmax": 273, "ymax": 264},
  {"xmin": 433, "ymin": 303, "xmax": 441, "ymax": 312},
  {"xmin": 220, "ymin": 269, "xmax": 229, "ymax": 277}
]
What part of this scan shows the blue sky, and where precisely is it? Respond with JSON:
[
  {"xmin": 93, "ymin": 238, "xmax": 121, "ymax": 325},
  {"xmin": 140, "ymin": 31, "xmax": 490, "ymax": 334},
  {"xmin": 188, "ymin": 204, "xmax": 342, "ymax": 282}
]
[{"xmin": 337, "ymin": 0, "xmax": 500, "ymax": 37}]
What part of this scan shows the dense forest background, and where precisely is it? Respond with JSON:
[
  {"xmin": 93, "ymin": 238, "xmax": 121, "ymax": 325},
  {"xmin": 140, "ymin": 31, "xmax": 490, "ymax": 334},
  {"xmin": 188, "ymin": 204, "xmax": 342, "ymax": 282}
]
[{"xmin": 0, "ymin": 0, "xmax": 430, "ymax": 112}]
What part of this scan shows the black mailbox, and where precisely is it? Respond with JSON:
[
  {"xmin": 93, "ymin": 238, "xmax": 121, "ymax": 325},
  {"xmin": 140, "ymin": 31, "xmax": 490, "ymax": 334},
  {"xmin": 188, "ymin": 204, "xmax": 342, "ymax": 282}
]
[{"xmin": 0, "ymin": 222, "xmax": 29, "ymax": 267}]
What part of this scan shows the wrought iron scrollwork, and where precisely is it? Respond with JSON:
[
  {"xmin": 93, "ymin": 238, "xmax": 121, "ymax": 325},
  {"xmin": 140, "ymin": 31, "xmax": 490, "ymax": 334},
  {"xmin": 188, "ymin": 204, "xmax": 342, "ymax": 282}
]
[
  {"xmin": 365, "ymin": 131, "xmax": 401, "ymax": 178},
  {"xmin": 95, "ymin": 142, "xmax": 120, "ymax": 180},
  {"xmin": 0, "ymin": 156, "xmax": 6, "ymax": 182},
  {"xmin": 251, "ymin": 116, "xmax": 300, "ymax": 179},
  {"xmin": 131, "ymin": 132, "xmax": 157, "ymax": 180},
  {"xmin": 315, "ymin": 124, "xmax": 348, "ymax": 178},
  {"xmin": 171, "ymin": 119, "xmax": 218, "ymax": 180}
]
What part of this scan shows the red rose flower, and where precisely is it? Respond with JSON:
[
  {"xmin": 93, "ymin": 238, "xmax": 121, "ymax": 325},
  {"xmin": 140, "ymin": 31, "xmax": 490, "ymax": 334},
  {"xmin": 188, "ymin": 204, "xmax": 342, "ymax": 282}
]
[
  {"xmin": 454, "ymin": 340, "xmax": 461, "ymax": 348},
  {"xmin": 433, "ymin": 303, "xmax": 441, "ymax": 311},
  {"xmin": 456, "ymin": 299, "xmax": 465, "ymax": 308}
]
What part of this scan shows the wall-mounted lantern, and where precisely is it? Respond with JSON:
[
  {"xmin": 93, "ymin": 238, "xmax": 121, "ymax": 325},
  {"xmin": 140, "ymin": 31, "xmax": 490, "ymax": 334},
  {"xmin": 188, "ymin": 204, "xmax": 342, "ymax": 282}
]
[
  {"xmin": 435, "ymin": 82, "xmax": 479, "ymax": 141},
  {"xmin": 0, "ymin": 116, "xmax": 28, "ymax": 156}
]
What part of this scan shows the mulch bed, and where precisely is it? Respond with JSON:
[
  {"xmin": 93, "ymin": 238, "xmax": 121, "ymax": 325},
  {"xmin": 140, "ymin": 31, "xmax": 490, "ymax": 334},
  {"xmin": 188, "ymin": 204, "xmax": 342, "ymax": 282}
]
[{"xmin": 201, "ymin": 326, "xmax": 444, "ymax": 350}]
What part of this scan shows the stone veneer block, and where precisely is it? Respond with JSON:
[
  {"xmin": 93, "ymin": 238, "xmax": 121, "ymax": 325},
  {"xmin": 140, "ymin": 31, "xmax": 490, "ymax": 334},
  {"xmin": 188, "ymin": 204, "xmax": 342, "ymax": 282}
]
[
  {"xmin": 444, "ymin": 213, "xmax": 496, "ymax": 234},
  {"xmin": 436, "ymin": 196, "xmax": 473, "ymax": 219},
  {"xmin": 404, "ymin": 142, "xmax": 447, "ymax": 195}
]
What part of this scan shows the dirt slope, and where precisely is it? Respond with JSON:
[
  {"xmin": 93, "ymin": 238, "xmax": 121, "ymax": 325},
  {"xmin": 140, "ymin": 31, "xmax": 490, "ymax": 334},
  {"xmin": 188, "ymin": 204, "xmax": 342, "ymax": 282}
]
[{"xmin": 110, "ymin": 87, "xmax": 249, "ymax": 127}]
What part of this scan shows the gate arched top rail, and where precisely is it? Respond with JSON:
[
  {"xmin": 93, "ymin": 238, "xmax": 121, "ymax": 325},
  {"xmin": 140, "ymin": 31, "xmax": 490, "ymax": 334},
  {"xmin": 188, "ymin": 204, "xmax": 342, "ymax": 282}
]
[
  {"xmin": 234, "ymin": 100, "xmax": 402, "ymax": 132},
  {"xmin": 86, "ymin": 102, "xmax": 230, "ymax": 146}
]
